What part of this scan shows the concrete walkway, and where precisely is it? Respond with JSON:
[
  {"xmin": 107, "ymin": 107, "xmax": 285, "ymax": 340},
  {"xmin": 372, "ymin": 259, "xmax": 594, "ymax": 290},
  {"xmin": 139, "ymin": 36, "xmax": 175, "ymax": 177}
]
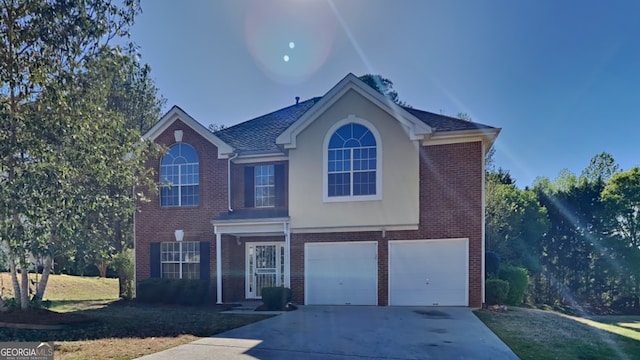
[{"xmin": 137, "ymin": 306, "xmax": 519, "ymax": 360}]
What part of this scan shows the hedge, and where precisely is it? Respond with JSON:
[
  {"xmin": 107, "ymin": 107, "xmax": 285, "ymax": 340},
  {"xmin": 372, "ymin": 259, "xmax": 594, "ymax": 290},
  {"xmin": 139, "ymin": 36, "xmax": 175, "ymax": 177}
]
[
  {"xmin": 485, "ymin": 279, "xmax": 509, "ymax": 305},
  {"xmin": 136, "ymin": 279, "xmax": 210, "ymax": 306}
]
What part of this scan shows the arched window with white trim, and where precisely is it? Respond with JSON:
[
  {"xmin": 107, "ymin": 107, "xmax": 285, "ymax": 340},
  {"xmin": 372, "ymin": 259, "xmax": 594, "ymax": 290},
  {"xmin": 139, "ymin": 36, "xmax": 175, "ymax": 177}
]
[
  {"xmin": 160, "ymin": 143, "xmax": 200, "ymax": 206},
  {"xmin": 327, "ymin": 122, "xmax": 379, "ymax": 199}
]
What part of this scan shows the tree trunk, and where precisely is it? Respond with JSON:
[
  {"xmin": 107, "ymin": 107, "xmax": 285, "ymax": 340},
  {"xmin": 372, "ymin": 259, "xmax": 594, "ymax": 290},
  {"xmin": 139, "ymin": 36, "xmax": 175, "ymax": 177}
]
[
  {"xmin": 34, "ymin": 256, "xmax": 53, "ymax": 305},
  {"xmin": 20, "ymin": 265, "xmax": 29, "ymax": 310},
  {"xmin": 8, "ymin": 257, "xmax": 22, "ymax": 307},
  {"xmin": 97, "ymin": 262, "xmax": 108, "ymax": 278}
]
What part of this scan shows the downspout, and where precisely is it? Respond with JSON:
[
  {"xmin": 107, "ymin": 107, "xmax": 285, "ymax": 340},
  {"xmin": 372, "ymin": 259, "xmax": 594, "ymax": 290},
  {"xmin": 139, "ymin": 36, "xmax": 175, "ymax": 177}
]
[{"xmin": 227, "ymin": 153, "xmax": 238, "ymax": 212}]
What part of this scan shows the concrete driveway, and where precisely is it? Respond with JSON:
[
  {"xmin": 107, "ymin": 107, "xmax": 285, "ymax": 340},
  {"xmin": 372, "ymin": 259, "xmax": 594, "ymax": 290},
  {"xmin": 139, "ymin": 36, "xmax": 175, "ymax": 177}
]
[{"xmin": 137, "ymin": 306, "xmax": 519, "ymax": 360}]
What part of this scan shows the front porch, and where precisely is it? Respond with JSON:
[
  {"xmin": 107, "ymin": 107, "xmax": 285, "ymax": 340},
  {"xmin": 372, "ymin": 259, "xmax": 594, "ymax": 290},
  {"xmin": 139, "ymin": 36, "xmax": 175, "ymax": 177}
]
[{"xmin": 212, "ymin": 214, "xmax": 291, "ymax": 304}]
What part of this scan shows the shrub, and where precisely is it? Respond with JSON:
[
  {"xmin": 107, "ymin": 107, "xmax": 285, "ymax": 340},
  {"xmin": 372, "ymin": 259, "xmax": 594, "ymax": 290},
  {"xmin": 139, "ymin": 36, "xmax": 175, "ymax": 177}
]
[
  {"xmin": 485, "ymin": 251, "xmax": 501, "ymax": 279},
  {"xmin": 261, "ymin": 287, "xmax": 292, "ymax": 310},
  {"xmin": 136, "ymin": 279, "xmax": 210, "ymax": 306},
  {"xmin": 485, "ymin": 279, "xmax": 509, "ymax": 305},
  {"xmin": 499, "ymin": 265, "xmax": 529, "ymax": 306},
  {"xmin": 112, "ymin": 249, "xmax": 135, "ymax": 300}
]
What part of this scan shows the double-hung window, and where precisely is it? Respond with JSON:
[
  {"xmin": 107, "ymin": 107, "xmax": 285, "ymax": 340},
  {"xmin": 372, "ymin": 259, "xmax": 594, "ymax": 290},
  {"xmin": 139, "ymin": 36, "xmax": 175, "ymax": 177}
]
[
  {"xmin": 327, "ymin": 123, "xmax": 377, "ymax": 198},
  {"xmin": 161, "ymin": 241, "xmax": 200, "ymax": 279},
  {"xmin": 160, "ymin": 143, "xmax": 199, "ymax": 206},
  {"xmin": 255, "ymin": 165, "xmax": 275, "ymax": 207}
]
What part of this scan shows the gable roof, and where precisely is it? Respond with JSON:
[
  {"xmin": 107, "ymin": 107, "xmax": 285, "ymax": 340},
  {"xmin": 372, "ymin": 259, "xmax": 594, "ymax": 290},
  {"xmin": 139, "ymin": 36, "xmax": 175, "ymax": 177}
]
[
  {"xmin": 217, "ymin": 73, "xmax": 499, "ymax": 154},
  {"xmin": 276, "ymin": 73, "xmax": 433, "ymax": 149},
  {"xmin": 146, "ymin": 74, "xmax": 500, "ymax": 157},
  {"xmin": 144, "ymin": 106, "xmax": 234, "ymax": 159},
  {"xmin": 215, "ymin": 97, "xmax": 322, "ymax": 155}
]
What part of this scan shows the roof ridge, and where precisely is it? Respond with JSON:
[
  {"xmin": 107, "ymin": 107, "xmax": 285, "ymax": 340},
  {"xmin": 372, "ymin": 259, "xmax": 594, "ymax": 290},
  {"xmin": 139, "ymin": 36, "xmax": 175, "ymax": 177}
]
[{"xmin": 218, "ymin": 97, "xmax": 321, "ymax": 133}]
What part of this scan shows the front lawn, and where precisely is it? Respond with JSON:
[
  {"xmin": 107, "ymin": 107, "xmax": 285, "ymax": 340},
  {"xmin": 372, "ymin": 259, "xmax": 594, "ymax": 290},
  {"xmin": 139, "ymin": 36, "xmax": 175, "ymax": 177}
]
[
  {"xmin": 0, "ymin": 274, "xmax": 270, "ymax": 359},
  {"xmin": 475, "ymin": 307, "xmax": 640, "ymax": 360}
]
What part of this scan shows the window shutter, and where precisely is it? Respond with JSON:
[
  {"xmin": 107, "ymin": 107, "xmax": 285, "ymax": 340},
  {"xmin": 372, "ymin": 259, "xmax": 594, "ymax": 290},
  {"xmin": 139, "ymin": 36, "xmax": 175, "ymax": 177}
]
[
  {"xmin": 199, "ymin": 241, "xmax": 210, "ymax": 281},
  {"xmin": 150, "ymin": 243, "xmax": 161, "ymax": 278},
  {"xmin": 244, "ymin": 166, "xmax": 255, "ymax": 208},
  {"xmin": 275, "ymin": 164, "xmax": 285, "ymax": 207}
]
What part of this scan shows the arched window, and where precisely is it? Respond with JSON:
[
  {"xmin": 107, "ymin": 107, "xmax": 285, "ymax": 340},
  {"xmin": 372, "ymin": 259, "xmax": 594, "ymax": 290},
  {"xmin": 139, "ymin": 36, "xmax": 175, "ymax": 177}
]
[
  {"xmin": 160, "ymin": 143, "xmax": 199, "ymax": 206},
  {"xmin": 327, "ymin": 123, "xmax": 377, "ymax": 197}
]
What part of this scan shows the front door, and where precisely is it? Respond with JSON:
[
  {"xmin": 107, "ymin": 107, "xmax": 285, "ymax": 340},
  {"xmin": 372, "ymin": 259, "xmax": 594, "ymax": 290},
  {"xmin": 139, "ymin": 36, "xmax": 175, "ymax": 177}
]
[{"xmin": 246, "ymin": 242, "xmax": 285, "ymax": 298}]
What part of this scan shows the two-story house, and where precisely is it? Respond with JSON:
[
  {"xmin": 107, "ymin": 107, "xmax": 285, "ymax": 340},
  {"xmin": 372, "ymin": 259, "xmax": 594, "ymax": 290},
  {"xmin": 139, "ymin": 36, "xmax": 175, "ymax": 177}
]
[{"xmin": 135, "ymin": 73, "xmax": 500, "ymax": 307}]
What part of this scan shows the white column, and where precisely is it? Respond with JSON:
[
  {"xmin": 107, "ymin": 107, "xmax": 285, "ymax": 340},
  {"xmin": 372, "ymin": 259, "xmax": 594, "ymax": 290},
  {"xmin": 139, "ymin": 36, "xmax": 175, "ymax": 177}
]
[
  {"xmin": 284, "ymin": 222, "xmax": 291, "ymax": 288},
  {"xmin": 215, "ymin": 228, "xmax": 223, "ymax": 304}
]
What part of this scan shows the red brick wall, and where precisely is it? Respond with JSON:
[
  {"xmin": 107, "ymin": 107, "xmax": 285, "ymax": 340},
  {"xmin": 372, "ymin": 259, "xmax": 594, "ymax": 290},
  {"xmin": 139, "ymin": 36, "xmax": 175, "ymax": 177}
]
[
  {"xmin": 290, "ymin": 142, "xmax": 484, "ymax": 307},
  {"xmin": 135, "ymin": 119, "xmax": 228, "ymax": 298},
  {"xmin": 136, "ymin": 123, "xmax": 484, "ymax": 307}
]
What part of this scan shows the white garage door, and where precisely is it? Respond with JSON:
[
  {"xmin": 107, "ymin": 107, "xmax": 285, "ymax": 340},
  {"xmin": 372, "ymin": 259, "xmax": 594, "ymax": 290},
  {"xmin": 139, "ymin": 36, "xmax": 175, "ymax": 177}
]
[
  {"xmin": 305, "ymin": 242, "xmax": 377, "ymax": 305},
  {"xmin": 389, "ymin": 239, "xmax": 468, "ymax": 306}
]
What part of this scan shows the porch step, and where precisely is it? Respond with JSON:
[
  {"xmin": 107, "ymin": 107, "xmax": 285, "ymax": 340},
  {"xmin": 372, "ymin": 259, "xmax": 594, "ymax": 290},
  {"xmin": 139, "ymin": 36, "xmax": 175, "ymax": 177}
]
[{"xmin": 230, "ymin": 301, "xmax": 262, "ymax": 311}]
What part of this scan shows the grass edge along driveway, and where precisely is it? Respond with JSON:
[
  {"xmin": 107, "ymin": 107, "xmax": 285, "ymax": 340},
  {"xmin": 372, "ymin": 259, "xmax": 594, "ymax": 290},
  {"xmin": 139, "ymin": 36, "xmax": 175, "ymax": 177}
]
[{"xmin": 475, "ymin": 307, "xmax": 640, "ymax": 360}]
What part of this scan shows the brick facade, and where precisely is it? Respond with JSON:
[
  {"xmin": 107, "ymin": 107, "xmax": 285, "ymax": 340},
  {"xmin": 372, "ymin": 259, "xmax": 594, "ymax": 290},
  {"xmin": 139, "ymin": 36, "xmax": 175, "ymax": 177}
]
[
  {"xmin": 136, "ymin": 117, "xmax": 484, "ymax": 307},
  {"xmin": 135, "ymin": 119, "xmax": 228, "ymax": 298},
  {"xmin": 289, "ymin": 142, "xmax": 483, "ymax": 307}
]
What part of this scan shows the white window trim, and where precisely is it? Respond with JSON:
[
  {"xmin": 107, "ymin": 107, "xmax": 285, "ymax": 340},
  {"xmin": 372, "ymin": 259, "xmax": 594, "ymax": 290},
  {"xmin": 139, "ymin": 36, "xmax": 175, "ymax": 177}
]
[
  {"xmin": 159, "ymin": 143, "xmax": 200, "ymax": 207},
  {"xmin": 161, "ymin": 241, "xmax": 200, "ymax": 279},
  {"xmin": 255, "ymin": 164, "xmax": 275, "ymax": 208},
  {"xmin": 322, "ymin": 115, "xmax": 382, "ymax": 202}
]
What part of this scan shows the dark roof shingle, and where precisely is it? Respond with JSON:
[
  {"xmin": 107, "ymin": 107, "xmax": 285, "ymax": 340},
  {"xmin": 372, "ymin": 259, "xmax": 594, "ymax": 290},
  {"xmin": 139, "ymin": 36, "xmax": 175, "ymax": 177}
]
[
  {"xmin": 402, "ymin": 107, "xmax": 494, "ymax": 132},
  {"xmin": 214, "ymin": 97, "xmax": 321, "ymax": 154},
  {"xmin": 215, "ymin": 97, "xmax": 495, "ymax": 154}
]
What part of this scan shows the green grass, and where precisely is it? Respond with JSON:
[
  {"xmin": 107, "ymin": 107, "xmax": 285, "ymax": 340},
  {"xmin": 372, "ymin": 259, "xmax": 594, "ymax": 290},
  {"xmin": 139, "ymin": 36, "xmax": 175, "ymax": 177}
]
[
  {"xmin": 0, "ymin": 273, "xmax": 270, "ymax": 360},
  {"xmin": 0, "ymin": 272, "xmax": 119, "ymax": 301},
  {"xmin": 475, "ymin": 307, "xmax": 640, "ymax": 360}
]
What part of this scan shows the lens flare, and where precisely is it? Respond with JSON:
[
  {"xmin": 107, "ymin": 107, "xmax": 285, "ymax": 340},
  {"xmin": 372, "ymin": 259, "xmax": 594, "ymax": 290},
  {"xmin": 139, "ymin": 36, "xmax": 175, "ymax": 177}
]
[{"xmin": 244, "ymin": 0, "xmax": 337, "ymax": 84}]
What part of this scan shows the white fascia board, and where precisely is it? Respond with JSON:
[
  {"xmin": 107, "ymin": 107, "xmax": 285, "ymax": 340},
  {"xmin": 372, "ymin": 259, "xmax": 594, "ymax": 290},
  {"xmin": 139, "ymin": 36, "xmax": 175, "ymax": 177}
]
[
  {"xmin": 422, "ymin": 128, "xmax": 501, "ymax": 151},
  {"xmin": 143, "ymin": 106, "xmax": 235, "ymax": 159},
  {"xmin": 233, "ymin": 153, "xmax": 288, "ymax": 164},
  {"xmin": 276, "ymin": 73, "xmax": 432, "ymax": 149}
]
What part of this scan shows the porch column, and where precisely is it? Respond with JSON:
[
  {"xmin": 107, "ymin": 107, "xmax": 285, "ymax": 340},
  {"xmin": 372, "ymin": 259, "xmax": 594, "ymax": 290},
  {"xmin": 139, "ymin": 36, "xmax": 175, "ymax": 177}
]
[
  {"xmin": 215, "ymin": 228, "xmax": 222, "ymax": 304},
  {"xmin": 284, "ymin": 222, "xmax": 291, "ymax": 288}
]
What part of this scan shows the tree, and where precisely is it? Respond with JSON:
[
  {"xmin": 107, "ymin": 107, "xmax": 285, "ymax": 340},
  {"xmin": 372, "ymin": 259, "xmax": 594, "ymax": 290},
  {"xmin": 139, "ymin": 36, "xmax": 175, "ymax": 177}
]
[
  {"xmin": 581, "ymin": 152, "xmax": 620, "ymax": 185},
  {"xmin": 208, "ymin": 123, "xmax": 226, "ymax": 132},
  {"xmin": 485, "ymin": 177, "xmax": 549, "ymax": 272},
  {"xmin": 358, "ymin": 74, "xmax": 410, "ymax": 107},
  {"xmin": 0, "ymin": 0, "xmax": 142, "ymax": 310}
]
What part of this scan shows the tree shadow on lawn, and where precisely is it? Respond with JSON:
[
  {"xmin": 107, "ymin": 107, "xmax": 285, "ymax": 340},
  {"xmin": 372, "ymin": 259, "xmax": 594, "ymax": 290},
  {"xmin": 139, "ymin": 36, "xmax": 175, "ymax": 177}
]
[{"xmin": 0, "ymin": 300, "xmax": 271, "ymax": 342}]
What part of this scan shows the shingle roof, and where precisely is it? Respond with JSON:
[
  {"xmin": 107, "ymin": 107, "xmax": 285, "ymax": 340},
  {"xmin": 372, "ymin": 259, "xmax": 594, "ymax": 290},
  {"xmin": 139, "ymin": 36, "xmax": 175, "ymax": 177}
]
[
  {"xmin": 214, "ymin": 97, "xmax": 322, "ymax": 154},
  {"xmin": 214, "ymin": 96, "xmax": 495, "ymax": 154},
  {"xmin": 402, "ymin": 107, "xmax": 495, "ymax": 132}
]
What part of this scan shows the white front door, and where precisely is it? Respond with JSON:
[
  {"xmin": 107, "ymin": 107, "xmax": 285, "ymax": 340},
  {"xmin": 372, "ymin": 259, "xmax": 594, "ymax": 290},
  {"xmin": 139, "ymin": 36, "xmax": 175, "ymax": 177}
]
[{"xmin": 246, "ymin": 242, "xmax": 285, "ymax": 299}]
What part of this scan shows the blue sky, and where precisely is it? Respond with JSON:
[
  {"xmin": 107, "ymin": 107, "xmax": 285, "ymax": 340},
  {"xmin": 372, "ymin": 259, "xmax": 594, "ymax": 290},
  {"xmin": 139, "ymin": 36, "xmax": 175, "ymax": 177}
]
[{"xmin": 130, "ymin": 0, "xmax": 640, "ymax": 188}]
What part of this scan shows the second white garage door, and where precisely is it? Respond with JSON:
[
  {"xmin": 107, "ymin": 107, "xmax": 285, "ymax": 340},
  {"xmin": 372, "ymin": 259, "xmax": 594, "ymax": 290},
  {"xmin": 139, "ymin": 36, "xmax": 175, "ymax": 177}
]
[
  {"xmin": 305, "ymin": 242, "xmax": 377, "ymax": 305},
  {"xmin": 389, "ymin": 239, "xmax": 468, "ymax": 306}
]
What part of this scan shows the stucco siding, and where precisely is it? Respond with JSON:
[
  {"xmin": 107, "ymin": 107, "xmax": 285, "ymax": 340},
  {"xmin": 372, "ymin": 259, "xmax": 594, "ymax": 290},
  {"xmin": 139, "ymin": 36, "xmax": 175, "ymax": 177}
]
[{"xmin": 288, "ymin": 89, "xmax": 420, "ymax": 230}]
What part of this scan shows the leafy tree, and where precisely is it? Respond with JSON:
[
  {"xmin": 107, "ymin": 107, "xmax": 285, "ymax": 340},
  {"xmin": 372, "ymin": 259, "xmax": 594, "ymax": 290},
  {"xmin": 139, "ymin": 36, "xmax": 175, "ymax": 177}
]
[
  {"xmin": 208, "ymin": 123, "xmax": 226, "ymax": 132},
  {"xmin": 581, "ymin": 152, "xmax": 620, "ymax": 185},
  {"xmin": 0, "ymin": 0, "xmax": 143, "ymax": 310},
  {"xmin": 601, "ymin": 167, "xmax": 640, "ymax": 308},
  {"xmin": 358, "ymin": 74, "xmax": 410, "ymax": 107},
  {"xmin": 485, "ymin": 178, "xmax": 549, "ymax": 272}
]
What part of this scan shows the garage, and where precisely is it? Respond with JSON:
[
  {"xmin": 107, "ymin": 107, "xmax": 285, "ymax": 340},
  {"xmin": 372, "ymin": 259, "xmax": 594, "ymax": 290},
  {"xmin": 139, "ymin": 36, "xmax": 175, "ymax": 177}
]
[
  {"xmin": 389, "ymin": 239, "xmax": 468, "ymax": 306},
  {"xmin": 305, "ymin": 242, "xmax": 378, "ymax": 305}
]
